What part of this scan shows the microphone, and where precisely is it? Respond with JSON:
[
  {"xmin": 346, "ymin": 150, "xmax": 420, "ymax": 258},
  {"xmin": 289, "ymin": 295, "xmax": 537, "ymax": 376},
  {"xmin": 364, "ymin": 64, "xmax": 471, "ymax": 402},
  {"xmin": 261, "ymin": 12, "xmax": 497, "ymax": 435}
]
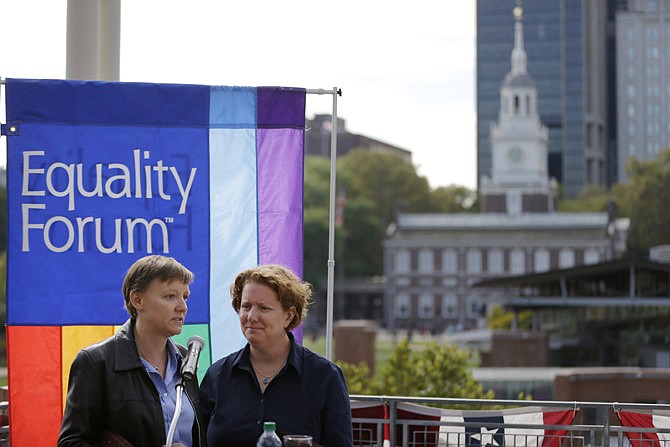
[
  {"xmin": 169, "ymin": 336, "xmax": 205, "ymax": 446},
  {"xmin": 181, "ymin": 335, "xmax": 205, "ymax": 382}
]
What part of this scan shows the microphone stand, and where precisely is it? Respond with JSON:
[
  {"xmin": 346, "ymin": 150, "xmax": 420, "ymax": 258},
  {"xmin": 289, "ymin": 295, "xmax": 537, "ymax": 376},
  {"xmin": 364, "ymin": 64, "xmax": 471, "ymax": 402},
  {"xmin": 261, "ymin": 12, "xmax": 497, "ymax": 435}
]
[
  {"xmin": 166, "ymin": 377, "xmax": 186, "ymax": 447},
  {"xmin": 167, "ymin": 336, "xmax": 203, "ymax": 446}
]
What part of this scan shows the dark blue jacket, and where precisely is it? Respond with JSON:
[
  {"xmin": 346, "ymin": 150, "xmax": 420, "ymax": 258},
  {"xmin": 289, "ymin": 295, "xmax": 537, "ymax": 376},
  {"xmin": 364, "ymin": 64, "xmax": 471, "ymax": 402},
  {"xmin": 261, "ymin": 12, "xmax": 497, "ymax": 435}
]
[{"xmin": 200, "ymin": 333, "xmax": 353, "ymax": 447}]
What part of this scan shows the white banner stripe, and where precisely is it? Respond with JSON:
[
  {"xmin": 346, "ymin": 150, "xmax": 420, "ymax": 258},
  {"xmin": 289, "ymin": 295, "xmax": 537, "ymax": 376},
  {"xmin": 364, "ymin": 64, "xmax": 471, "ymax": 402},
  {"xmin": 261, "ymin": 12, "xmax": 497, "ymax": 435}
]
[
  {"xmin": 439, "ymin": 415, "xmax": 465, "ymax": 446},
  {"xmin": 653, "ymin": 413, "xmax": 670, "ymax": 443},
  {"xmin": 209, "ymin": 128, "xmax": 257, "ymax": 361}
]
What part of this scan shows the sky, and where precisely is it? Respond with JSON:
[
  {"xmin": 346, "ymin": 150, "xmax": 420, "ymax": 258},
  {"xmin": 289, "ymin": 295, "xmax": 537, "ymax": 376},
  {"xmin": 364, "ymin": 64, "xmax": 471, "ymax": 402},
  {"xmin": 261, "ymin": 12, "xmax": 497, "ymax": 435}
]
[{"xmin": 0, "ymin": 0, "xmax": 477, "ymax": 189}]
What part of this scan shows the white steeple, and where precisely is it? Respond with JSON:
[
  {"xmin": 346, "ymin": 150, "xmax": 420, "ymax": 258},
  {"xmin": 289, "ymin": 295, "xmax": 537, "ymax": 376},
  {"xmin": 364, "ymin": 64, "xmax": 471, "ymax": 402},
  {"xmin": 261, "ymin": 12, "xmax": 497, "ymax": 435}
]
[
  {"xmin": 480, "ymin": 2, "xmax": 557, "ymax": 214},
  {"xmin": 510, "ymin": 6, "xmax": 528, "ymax": 77}
]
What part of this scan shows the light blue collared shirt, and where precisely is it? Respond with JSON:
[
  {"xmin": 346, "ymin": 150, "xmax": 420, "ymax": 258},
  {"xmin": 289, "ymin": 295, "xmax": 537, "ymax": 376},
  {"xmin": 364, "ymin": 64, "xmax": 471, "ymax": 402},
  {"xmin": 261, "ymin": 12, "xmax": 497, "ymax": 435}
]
[{"xmin": 140, "ymin": 339, "xmax": 195, "ymax": 447}]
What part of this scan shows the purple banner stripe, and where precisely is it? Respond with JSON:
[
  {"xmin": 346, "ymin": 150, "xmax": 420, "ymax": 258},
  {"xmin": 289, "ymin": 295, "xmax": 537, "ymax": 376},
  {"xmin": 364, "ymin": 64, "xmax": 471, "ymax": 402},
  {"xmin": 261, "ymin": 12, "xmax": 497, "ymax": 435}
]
[
  {"xmin": 256, "ymin": 128, "xmax": 304, "ymax": 276},
  {"xmin": 257, "ymin": 87, "xmax": 306, "ymax": 128}
]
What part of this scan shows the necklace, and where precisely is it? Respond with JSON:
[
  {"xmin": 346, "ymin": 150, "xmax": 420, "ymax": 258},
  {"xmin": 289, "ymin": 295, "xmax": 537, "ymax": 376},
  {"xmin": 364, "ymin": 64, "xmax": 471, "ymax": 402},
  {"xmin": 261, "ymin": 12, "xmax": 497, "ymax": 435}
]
[
  {"xmin": 253, "ymin": 362, "xmax": 285, "ymax": 385},
  {"xmin": 136, "ymin": 343, "xmax": 166, "ymax": 372}
]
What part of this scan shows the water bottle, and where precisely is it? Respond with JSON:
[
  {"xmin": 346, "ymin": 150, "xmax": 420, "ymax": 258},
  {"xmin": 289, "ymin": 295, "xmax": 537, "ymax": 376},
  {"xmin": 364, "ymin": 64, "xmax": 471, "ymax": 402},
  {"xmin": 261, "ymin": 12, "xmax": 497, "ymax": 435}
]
[{"xmin": 256, "ymin": 421, "xmax": 282, "ymax": 447}]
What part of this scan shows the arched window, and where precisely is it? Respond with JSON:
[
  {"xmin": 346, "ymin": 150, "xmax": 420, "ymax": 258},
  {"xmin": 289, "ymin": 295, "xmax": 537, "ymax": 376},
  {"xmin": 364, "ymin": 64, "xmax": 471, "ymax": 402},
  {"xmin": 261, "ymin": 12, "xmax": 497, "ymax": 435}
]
[
  {"xmin": 418, "ymin": 248, "xmax": 434, "ymax": 273},
  {"xmin": 395, "ymin": 249, "xmax": 410, "ymax": 273},
  {"xmin": 395, "ymin": 293, "xmax": 411, "ymax": 318}
]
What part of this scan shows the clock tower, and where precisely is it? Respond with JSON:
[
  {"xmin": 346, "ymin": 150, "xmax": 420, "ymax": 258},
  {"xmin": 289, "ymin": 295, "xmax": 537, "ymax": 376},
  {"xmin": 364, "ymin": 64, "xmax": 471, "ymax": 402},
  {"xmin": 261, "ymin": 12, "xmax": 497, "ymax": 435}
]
[{"xmin": 480, "ymin": 4, "xmax": 557, "ymax": 214}]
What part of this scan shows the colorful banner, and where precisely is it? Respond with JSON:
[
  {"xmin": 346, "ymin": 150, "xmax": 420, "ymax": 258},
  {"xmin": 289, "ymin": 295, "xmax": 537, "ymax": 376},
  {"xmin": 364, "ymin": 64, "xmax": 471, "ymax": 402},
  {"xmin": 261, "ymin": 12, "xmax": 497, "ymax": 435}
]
[
  {"xmin": 432, "ymin": 405, "xmax": 577, "ymax": 447},
  {"xmin": 351, "ymin": 402, "xmax": 578, "ymax": 447},
  {"xmin": 618, "ymin": 410, "xmax": 670, "ymax": 447},
  {"xmin": 3, "ymin": 78, "xmax": 305, "ymax": 445}
]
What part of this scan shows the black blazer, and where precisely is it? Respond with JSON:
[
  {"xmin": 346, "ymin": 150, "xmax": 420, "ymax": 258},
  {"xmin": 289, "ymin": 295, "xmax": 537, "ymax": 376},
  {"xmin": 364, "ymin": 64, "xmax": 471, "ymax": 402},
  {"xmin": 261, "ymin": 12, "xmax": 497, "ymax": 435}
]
[{"xmin": 58, "ymin": 318, "xmax": 205, "ymax": 447}]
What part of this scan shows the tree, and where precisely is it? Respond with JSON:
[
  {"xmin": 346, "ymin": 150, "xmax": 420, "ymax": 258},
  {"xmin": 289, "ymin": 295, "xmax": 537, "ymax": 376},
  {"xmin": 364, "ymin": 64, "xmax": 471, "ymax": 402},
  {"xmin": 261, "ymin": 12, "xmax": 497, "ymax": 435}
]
[
  {"xmin": 376, "ymin": 339, "xmax": 494, "ymax": 402},
  {"xmin": 337, "ymin": 149, "xmax": 434, "ymax": 230},
  {"xmin": 339, "ymin": 339, "xmax": 495, "ymax": 406},
  {"xmin": 304, "ymin": 156, "xmax": 332, "ymax": 211},
  {"xmin": 431, "ymin": 185, "xmax": 480, "ymax": 213},
  {"xmin": 303, "ymin": 156, "xmax": 334, "ymax": 294},
  {"xmin": 336, "ymin": 197, "xmax": 382, "ymax": 277},
  {"xmin": 337, "ymin": 361, "xmax": 373, "ymax": 395},
  {"xmin": 557, "ymin": 185, "xmax": 613, "ymax": 212},
  {"xmin": 303, "ymin": 207, "xmax": 330, "ymax": 295},
  {"xmin": 303, "ymin": 151, "xmax": 480, "ymax": 282},
  {"xmin": 487, "ymin": 305, "xmax": 533, "ymax": 331},
  {"xmin": 613, "ymin": 150, "xmax": 670, "ymax": 255}
]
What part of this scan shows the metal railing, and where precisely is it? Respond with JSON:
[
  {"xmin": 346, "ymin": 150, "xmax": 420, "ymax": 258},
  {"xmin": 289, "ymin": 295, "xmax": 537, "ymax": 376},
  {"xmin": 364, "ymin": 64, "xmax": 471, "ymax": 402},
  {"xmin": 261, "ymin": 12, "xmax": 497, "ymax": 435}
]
[{"xmin": 349, "ymin": 395, "xmax": 670, "ymax": 447}]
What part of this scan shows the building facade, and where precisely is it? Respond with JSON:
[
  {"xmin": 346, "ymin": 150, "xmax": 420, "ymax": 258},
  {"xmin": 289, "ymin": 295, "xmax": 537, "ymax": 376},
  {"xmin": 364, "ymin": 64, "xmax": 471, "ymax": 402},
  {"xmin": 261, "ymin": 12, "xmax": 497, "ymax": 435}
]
[
  {"xmin": 476, "ymin": 0, "xmax": 615, "ymax": 198},
  {"xmin": 383, "ymin": 4, "xmax": 627, "ymax": 334},
  {"xmin": 616, "ymin": 0, "xmax": 670, "ymax": 182},
  {"xmin": 382, "ymin": 212, "xmax": 626, "ymax": 333}
]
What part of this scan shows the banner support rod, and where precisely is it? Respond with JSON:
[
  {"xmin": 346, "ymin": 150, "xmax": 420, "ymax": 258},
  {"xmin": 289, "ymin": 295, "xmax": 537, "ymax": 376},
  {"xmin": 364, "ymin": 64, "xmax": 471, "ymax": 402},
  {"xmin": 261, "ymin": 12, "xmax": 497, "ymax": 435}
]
[{"xmin": 306, "ymin": 87, "xmax": 341, "ymax": 361}]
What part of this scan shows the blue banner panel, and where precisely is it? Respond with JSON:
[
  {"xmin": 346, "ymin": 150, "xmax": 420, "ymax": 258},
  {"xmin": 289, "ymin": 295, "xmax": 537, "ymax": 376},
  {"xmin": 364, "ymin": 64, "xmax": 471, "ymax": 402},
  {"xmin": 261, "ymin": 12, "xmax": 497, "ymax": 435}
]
[
  {"xmin": 6, "ymin": 78, "xmax": 210, "ymax": 126},
  {"xmin": 6, "ymin": 79, "xmax": 211, "ymax": 325}
]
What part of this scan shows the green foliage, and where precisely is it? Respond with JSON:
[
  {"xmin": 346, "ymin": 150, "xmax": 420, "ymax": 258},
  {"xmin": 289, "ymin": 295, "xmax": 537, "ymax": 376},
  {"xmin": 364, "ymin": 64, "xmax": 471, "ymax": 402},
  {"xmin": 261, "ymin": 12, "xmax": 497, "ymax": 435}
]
[
  {"xmin": 303, "ymin": 156, "xmax": 346, "ymax": 293},
  {"xmin": 613, "ymin": 150, "xmax": 670, "ymax": 255},
  {"xmin": 341, "ymin": 339, "xmax": 495, "ymax": 408},
  {"xmin": 377, "ymin": 339, "xmax": 494, "ymax": 402},
  {"xmin": 337, "ymin": 361, "xmax": 375, "ymax": 395},
  {"xmin": 303, "ymin": 207, "xmax": 331, "ymax": 294},
  {"xmin": 554, "ymin": 149, "xmax": 670, "ymax": 255},
  {"xmin": 431, "ymin": 185, "xmax": 480, "ymax": 213},
  {"xmin": 303, "ymin": 152, "xmax": 479, "ymax": 282},
  {"xmin": 337, "ymin": 198, "xmax": 382, "ymax": 276},
  {"xmin": 487, "ymin": 305, "xmax": 533, "ymax": 330},
  {"xmin": 557, "ymin": 185, "xmax": 613, "ymax": 212},
  {"xmin": 337, "ymin": 149, "xmax": 434, "ymax": 229},
  {"xmin": 304, "ymin": 156, "xmax": 332, "ymax": 210}
]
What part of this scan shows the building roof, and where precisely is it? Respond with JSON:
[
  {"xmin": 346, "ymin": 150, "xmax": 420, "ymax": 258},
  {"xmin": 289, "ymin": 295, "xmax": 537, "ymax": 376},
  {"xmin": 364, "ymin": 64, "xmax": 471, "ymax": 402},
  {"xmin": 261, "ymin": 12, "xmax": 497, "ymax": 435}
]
[
  {"xmin": 394, "ymin": 212, "xmax": 609, "ymax": 231},
  {"xmin": 473, "ymin": 257, "xmax": 670, "ymax": 307},
  {"xmin": 502, "ymin": 72, "xmax": 536, "ymax": 88}
]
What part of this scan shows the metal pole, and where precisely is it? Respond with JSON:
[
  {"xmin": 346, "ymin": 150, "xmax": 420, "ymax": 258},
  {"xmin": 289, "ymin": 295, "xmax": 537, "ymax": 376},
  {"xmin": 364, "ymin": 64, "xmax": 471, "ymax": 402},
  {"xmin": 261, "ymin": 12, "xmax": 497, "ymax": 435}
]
[
  {"xmin": 325, "ymin": 88, "xmax": 339, "ymax": 361},
  {"xmin": 305, "ymin": 87, "xmax": 341, "ymax": 360},
  {"xmin": 66, "ymin": 0, "xmax": 120, "ymax": 81}
]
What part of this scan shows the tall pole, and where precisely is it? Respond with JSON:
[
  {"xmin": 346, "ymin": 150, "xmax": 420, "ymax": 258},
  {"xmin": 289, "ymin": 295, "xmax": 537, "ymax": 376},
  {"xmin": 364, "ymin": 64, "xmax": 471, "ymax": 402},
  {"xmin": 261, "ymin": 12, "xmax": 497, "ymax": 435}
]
[
  {"xmin": 66, "ymin": 0, "xmax": 120, "ymax": 81},
  {"xmin": 325, "ymin": 88, "xmax": 339, "ymax": 361},
  {"xmin": 306, "ymin": 87, "xmax": 341, "ymax": 360}
]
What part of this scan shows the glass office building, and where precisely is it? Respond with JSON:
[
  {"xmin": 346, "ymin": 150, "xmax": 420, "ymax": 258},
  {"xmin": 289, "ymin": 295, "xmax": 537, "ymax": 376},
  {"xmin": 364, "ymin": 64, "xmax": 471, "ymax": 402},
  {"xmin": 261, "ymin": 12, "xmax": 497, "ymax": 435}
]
[
  {"xmin": 477, "ymin": 0, "xmax": 615, "ymax": 198},
  {"xmin": 616, "ymin": 0, "xmax": 670, "ymax": 182}
]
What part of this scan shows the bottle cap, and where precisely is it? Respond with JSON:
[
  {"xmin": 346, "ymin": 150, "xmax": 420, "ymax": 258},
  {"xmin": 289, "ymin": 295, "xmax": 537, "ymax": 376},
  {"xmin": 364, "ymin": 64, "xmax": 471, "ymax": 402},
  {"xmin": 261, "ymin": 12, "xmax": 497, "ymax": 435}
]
[{"xmin": 263, "ymin": 421, "xmax": 276, "ymax": 431}]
